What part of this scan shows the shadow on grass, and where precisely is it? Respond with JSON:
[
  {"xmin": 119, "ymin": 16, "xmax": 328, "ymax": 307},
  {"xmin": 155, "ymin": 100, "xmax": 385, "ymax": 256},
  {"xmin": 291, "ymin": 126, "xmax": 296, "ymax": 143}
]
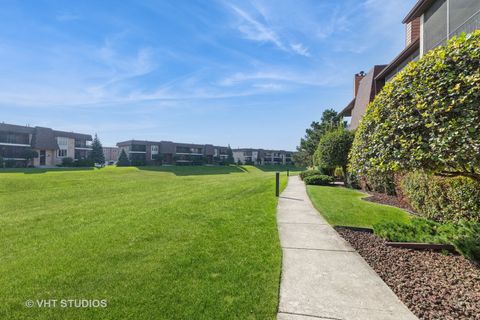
[
  {"xmin": 0, "ymin": 167, "xmax": 95, "ymax": 174},
  {"xmin": 250, "ymin": 165, "xmax": 305, "ymax": 172},
  {"xmin": 137, "ymin": 165, "xmax": 246, "ymax": 176}
]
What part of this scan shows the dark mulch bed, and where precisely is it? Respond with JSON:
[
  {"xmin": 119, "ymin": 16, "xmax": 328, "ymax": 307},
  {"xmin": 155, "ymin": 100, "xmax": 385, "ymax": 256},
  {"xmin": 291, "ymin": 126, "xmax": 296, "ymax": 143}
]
[
  {"xmin": 336, "ymin": 228, "xmax": 480, "ymax": 320},
  {"xmin": 363, "ymin": 191, "xmax": 416, "ymax": 213}
]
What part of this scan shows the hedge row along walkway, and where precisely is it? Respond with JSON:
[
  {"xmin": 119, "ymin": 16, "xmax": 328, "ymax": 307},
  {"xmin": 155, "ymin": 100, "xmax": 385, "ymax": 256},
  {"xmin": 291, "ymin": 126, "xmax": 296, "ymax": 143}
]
[{"xmin": 276, "ymin": 176, "xmax": 417, "ymax": 320}]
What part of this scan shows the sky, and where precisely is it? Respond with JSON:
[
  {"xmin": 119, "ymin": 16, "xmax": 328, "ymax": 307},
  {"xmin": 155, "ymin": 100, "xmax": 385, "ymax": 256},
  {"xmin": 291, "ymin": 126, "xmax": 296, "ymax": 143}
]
[{"xmin": 0, "ymin": 0, "xmax": 416, "ymax": 150}]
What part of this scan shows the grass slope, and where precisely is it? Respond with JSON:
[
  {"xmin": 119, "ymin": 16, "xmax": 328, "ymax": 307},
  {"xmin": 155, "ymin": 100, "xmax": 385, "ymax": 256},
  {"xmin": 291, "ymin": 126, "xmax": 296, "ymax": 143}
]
[
  {"xmin": 307, "ymin": 186, "xmax": 410, "ymax": 228},
  {"xmin": 0, "ymin": 166, "xmax": 288, "ymax": 320}
]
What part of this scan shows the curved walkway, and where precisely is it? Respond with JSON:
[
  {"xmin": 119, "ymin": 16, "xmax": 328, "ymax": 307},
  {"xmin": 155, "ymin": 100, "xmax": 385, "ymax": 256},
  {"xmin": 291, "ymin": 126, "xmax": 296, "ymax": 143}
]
[{"xmin": 276, "ymin": 176, "xmax": 417, "ymax": 320}]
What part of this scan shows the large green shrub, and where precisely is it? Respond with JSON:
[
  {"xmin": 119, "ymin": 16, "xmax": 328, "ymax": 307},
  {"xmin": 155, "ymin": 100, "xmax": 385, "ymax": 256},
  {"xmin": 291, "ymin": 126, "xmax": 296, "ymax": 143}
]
[
  {"xmin": 304, "ymin": 174, "xmax": 333, "ymax": 186},
  {"xmin": 359, "ymin": 171, "xmax": 397, "ymax": 195},
  {"xmin": 314, "ymin": 128, "xmax": 354, "ymax": 182},
  {"xmin": 401, "ymin": 171, "xmax": 480, "ymax": 222},
  {"xmin": 350, "ymin": 31, "xmax": 480, "ymax": 182}
]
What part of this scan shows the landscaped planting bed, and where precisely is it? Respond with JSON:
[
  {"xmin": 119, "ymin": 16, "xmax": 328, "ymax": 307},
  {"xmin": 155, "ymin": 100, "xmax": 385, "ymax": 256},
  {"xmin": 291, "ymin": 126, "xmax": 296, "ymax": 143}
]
[
  {"xmin": 336, "ymin": 228, "xmax": 480, "ymax": 320},
  {"xmin": 363, "ymin": 191, "xmax": 415, "ymax": 214}
]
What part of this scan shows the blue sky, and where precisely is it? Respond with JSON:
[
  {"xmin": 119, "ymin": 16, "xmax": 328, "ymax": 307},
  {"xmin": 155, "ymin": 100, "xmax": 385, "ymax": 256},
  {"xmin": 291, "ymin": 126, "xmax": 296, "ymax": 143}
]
[{"xmin": 0, "ymin": 0, "xmax": 416, "ymax": 149}]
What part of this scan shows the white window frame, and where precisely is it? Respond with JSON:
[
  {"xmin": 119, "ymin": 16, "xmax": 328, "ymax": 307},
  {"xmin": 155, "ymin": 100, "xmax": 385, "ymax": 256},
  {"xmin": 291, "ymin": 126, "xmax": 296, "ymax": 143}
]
[
  {"xmin": 57, "ymin": 149, "xmax": 68, "ymax": 157},
  {"xmin": 57, "ymin": 137, "xmax": 69, "ymax": 146}
]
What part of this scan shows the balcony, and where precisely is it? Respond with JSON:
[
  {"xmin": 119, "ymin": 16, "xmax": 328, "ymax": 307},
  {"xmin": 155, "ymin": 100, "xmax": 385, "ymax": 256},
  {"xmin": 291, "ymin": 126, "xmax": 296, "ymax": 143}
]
[
  {"xmin": 450, "ymin": 10, "xmax": 480, "ymax": 39},
  {"xmin": 74, "ymin": 140, "xmax": 92, "ymax": 149}
]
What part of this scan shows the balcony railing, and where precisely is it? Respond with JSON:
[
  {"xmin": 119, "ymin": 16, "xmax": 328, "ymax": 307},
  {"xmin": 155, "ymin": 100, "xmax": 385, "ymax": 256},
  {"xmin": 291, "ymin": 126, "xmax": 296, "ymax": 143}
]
[{"xmin": 450, "ymin": 10, "xmax": 480, "ymax": 39}]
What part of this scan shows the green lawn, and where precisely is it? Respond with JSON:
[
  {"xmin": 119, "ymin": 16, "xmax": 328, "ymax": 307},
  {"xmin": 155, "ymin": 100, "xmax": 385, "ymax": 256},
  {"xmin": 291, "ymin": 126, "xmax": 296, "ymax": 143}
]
[
  {"xmin": 307, "ymin": 185, "xmax": 410, "ymax": 228},
  {"xmin": 0, "ymin": 165, "xmax": 288, "ymax": 320}
]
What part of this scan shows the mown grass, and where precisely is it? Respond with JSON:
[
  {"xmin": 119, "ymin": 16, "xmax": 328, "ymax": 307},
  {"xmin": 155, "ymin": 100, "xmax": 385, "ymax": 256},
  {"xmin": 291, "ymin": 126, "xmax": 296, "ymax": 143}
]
[
  {"xmin": 306, "ymin": 186, "xmax": 410, "ymax": 228},
  {"xmin": 0, "ymin": 165, "xmax": 288, "ymax": 319}
]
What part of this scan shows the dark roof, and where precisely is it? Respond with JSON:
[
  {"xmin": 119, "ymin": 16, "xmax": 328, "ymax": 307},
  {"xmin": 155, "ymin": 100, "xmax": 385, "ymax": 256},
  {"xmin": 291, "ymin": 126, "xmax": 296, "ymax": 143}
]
[
  {"xmin": 0, "ymin": 122, "xmax": 92, "ymax": 149},
  {"xmin": 31, "ymin": 127, "xmax": 59, "ymax": 150},
  {"xmin": 117, "ymin": 140, "xmax": 226, "ymax": 149},
  {"xmin": 403, "ymin": 0, "xmax": 435, "ymax": 23},
  {"xmin": 375, "ymin": 38, "xmax": 420, "ymax": 81},
  {"xmin": 0, "ymin": 122, "xmax": 35, "ymax": 134},
  {"xmin": 233, "ymin": 148, "xmax": 295, "ymax": 153},
  {"xmin": 53, "ymin": 130, "xmax": 92, "ymax": 141},
  {"xmin": 116, "ymin": 140, "xmax": 159, "ymax": 146},
  {"xmin": 339, "ymin": 98, "xmax": 355, "ymax": 117}
]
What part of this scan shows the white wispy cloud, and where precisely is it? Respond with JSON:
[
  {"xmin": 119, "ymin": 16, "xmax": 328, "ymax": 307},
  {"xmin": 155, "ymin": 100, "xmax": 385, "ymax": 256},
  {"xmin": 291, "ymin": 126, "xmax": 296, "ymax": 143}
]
[
  {"xmin": 227, "ymin": 4, "xmax": 310, "ymax": 57},
  {"xmin": 290, "ymin": 43, "xmax": 310, "ymax": 57}
]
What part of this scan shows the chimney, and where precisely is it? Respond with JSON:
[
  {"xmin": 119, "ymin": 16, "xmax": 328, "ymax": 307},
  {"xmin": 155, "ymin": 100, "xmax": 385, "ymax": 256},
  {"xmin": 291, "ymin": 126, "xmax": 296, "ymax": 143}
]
[
  {"xmin": 354, "ymin": 71, "xmax": 366, "ymax": 97},
  {"xmin": 406, "ymin": 17, "xmax": 420, "ymax": 46}
]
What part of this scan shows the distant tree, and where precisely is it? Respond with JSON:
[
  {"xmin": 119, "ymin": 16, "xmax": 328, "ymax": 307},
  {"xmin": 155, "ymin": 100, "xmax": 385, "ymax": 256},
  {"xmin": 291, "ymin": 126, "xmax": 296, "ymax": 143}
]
[
  {"xmin": 22, "ymin": 148, "xmax": 38, "ymax": 167},
  {"xmin": 292, "ymin": 150, "xmax": 310, "ymax": 168},
  {"xmin": 117, "ymin": 149, "xmax": 130, "ymax": 167},
  {"xmin": 89, "ymin": 134, "xmax": 105, "ymax": 165},
  {"xmin": 226, "ymin": 145, "xmax": 234, "ymax": 164},
  {"xmin": 296, "ymin": 109, "xmax": 345, "ymax": 167}
]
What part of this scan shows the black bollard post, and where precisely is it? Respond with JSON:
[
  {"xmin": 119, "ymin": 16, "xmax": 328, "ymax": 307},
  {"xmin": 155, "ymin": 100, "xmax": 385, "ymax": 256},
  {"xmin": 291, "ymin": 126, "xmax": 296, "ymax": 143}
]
[
  {"xmin": 287, "ymin": 169, "xmax": 290, "ymax": 177},
  {"xmin": 275, "ymin": 172, "xmax": 280, "ymax": 197}
]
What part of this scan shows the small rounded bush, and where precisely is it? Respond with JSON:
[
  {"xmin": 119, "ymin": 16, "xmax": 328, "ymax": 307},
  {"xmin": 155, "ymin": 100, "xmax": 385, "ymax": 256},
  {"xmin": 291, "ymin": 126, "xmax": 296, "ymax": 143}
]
[
  {"xmin": 304, "ymin": 174, "xmax": 333, "ymax": 186},
  {"xmin": 299, "ymin": 170, "xmax": 321, "ymax": 181},
  {"xmin": 61, "ymin": 157, "xmax": 74, "ymax": 167}
]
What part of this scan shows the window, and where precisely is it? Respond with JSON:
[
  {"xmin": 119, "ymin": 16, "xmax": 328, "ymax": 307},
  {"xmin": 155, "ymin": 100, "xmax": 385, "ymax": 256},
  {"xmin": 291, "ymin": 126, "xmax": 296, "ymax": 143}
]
[
  {"xmin": 449, "ymin": 0, "xmax": 480, "ymax": 37},
  {"xmin": 0, "ymin": 132, "xmax": 30, "ymax": 144},
  {"xmin": 449, "ymin": 0, "xmax": 480, "ymax": 33},
  {"xmin": 57, "ymin": 137, "xmax": 69, "ymax": 146},
  {"xmin": 151, "ymin": 145, "xmax": 159, "ymax": 160},
  {"xmin": 175, "ymin": 146, "xmax": 203, "ymax": 154},
  {"xmin": 57, "ymin": 149, "xmax": 67, "ymax": 157},
  {"xmin": 131, "ymin": 144, "xmax": 146, "ymax": 152},
  {"xmin": 423, "ymin": 0, "xmax": 447, "ymax": 52}
]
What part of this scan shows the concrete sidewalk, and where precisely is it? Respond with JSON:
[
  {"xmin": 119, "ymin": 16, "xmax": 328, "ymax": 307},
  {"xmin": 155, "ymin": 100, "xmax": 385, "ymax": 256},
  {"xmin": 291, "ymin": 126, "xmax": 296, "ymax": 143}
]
[{"xmin": 276, "ymin": 176, "xmax": 417, "ymax": 320}]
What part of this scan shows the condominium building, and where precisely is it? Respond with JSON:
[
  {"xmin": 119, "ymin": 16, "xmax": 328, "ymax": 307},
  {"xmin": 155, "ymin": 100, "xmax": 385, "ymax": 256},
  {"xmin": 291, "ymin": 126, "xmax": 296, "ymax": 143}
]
[
  {"xmin": 0, "ymin": 123, "xmax": 92, "ymax": 167},
  {"xmin": 232, "ymin": 148, "xmax": 294, "ymax": 165},
  {"xmin": 340, "ymin": 0, "xmax": 480, "ymax": 129},
  {"xmin": 103, "ymin": 147, "xmax": 119, "ymax": 163},
  {"xmin": 116, "ymin": 140, "xmax": 229, "ymax": 165}
]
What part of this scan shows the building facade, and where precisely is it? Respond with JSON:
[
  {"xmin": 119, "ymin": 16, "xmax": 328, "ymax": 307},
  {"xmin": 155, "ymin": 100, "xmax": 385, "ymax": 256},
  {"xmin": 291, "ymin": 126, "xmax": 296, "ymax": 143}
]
[
  {"xmin": 339, "ymin": 66, "xmax": 387, "ymax": 130},
  {"xmin": 232, "ymin": 148, "xmax": 294, "ymax": 165},
  {"xmin": 0, "ymin": 123, "xmax": 92, "ymax": 167},
  {"xmin": 340, "ymin": 0, "xmax": 480, "ymax": 128},
  {"xmin": 103, "ymin": 147, "xmax": 119, "ymax": 163},
  {"xmin": 116, "ymin": 140, "xmax": 229, "ymax": 165}
]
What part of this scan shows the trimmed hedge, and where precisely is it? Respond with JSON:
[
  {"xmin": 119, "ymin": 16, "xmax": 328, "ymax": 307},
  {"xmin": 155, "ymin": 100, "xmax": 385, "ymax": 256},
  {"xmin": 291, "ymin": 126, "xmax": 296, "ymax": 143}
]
[
  {"xmin": 349, "ymin": 31, "xmax": 480, "ymax": 182},
  {"xmin": 61, "ymin": 157, "xmax": 74, "ymax": 167},
  {"xmin": 374, "ymin": 218, "xmax": 480, "ymax": 262},
  {"xmin": 299, "ymin": 170, "xmax": 321, "ymax": 181},
  {"xmin": 401, "ymin": 171, "xmax": 480, "ymax": 222},
  {"xmin": 304, "ymin": 174, "xmax": 333, "ymax": 186},
  {"xmin": 314, "ymin": 128, "xmax": 354, "ymax": 172}
]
